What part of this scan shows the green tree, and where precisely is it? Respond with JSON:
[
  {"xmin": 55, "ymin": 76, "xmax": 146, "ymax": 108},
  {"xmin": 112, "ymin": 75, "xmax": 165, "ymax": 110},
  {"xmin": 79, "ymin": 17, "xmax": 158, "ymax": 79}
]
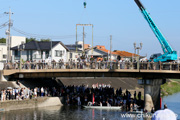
[
  {"xmin": 40, "ymin": 38, "xmax": 51, "ymax": 42},
  {"xmin": 26, "ymin": 38, "xmax": 37, "ymax": 43},
  {"xmin": 0, "ymin": 38, "xmax": 6, "ymax": 43}
]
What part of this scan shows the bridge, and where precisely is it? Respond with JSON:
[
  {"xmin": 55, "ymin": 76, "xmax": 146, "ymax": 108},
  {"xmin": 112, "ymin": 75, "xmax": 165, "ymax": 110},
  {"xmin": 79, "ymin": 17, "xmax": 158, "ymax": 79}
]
[
  {"xmin": 3, "ymin": 69, "xmax": 180, "ymax": 79},
  {"xmin": 2, "ymin": 62, "xmax": 180, "ymax": 79},
  {"xmin": 1, "ymin": 61, "xmax": 180, "ymax": 111}
]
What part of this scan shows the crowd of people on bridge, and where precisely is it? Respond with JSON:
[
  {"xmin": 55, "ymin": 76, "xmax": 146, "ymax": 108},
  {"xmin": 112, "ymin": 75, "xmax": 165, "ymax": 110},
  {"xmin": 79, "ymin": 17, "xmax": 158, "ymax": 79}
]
[
  {"xmin": 4, "ymin": 57, "xmax": 179, "ymax": 71},
  {"xmin": 4, "ymin": 59, "xmax": 129, "ymax": 70}
]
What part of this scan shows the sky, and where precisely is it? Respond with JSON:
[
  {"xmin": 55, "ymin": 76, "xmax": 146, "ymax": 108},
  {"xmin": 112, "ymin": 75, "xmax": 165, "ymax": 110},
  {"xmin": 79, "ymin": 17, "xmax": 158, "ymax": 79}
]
[{"xmin": 0, "ymin": 0, "xmax": 180, "ymax": 57}]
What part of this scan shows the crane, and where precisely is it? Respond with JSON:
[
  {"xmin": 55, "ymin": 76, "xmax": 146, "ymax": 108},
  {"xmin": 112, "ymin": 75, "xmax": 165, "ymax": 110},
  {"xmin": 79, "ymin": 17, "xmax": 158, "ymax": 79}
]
[{"xmin": 134, "ymin": 0, "xmax": 177, "ymax": 62}]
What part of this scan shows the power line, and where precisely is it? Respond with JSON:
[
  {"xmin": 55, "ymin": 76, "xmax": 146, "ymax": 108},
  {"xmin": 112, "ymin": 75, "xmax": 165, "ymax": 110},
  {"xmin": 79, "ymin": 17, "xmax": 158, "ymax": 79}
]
[
  {"xmin": 0, "ymin": 21, "xmax": 9, "ymax": 29},
  {"xmin": 12, "ymin": 26, "xmax": 81, "ymax": 39},
  {"xmin": 0, "ymin": 14, "xmax": 5, "ymax": 18}
]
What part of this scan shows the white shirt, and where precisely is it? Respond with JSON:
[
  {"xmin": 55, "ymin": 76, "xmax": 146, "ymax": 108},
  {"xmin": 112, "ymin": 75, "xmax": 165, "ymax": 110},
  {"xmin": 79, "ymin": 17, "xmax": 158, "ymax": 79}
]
[{"xmin": 152, "ymin": 109, "xmax": 176, "ymax": 120}]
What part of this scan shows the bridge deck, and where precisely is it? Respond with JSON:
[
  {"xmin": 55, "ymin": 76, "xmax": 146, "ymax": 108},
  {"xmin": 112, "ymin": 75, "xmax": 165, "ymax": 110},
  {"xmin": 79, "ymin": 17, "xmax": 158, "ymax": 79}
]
[
  {"xmin": 2, "ymin": 62, "xmax": 180, "ymax": 79},
  {"xmin": 3, "ymin": 69, "xmax": 180, "ymax": 79}
]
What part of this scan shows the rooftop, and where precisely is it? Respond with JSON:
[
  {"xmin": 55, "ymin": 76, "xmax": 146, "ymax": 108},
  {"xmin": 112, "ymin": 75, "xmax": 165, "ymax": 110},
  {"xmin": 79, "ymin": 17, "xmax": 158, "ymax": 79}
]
[
  {"xmin": 11, "ymin": 41, "xmax": 69, "ymax": 51},
  {"xmin": 113, "ymin": 50, "xmax": 139, "ymax": 57}
]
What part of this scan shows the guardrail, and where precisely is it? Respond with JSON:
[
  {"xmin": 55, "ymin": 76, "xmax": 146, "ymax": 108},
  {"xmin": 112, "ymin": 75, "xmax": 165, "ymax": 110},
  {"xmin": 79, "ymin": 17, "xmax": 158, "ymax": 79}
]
[{"xmin": 3, "ymin": 62, "xmax": 180, "ymax": 71}]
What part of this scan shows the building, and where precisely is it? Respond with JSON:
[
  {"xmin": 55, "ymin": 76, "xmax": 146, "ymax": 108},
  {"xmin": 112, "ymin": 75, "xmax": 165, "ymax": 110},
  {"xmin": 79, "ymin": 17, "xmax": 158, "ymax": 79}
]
[
  {"xmin": 0, "ymin": 43, "xmax": 7, "ymax": 62},
  {"xmin": 113, "ymin": 50, "xmax": 139, "ymax": 61},
  {"xmin": 86, "ymin": 45, "xmax": 118, "ymax": 61},
  {"xmin": 8, "ymin": 37, "xmax": 140, "ymax": 63},
  {"xmin": 10, "ymin": 36, "xmax": 26, "ymax": 48},
  {"xmin": 11, "ymin": 41, "xmax": 69, "ymax": 62},
  {"xmin": 85, "ymin": 45, "xmax": 141, "ymax": 62},
  {"xmin": 0, "ymin": 36, "xmax": 26, "ymax": 62},
  {"xmin": 65, "ymin": 41, "xmax": 89, "ymax": 61}
]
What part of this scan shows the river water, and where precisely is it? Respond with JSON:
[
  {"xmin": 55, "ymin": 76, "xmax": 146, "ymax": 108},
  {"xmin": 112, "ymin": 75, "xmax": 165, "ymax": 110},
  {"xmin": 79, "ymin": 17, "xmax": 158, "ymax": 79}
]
[
  {"xmin": 162, "ymin": 92, "xmax": 180, "ymax": 119},
  {"xmin": 0, "ymin": 93, "xmax": 179, "ymax": 120}
]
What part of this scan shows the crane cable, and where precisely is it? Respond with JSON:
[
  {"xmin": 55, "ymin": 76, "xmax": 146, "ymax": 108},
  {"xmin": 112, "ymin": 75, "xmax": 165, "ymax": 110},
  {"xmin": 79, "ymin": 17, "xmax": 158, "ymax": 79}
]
[{"xmin": 78, "ymin": 0, "xmax": 91, "ymax": 24}]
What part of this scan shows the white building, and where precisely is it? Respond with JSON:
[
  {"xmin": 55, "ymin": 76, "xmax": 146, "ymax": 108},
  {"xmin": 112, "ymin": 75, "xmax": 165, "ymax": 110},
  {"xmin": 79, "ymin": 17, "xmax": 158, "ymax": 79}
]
[
  {"xmin": 11, "ymin": 41, "xmax": 69, "ymax": 62},
  {"xmin": 65, "ymin": 41, "xmax": 83, "ymax": 62},
  {"xmin": 10, "ymin": 36, "xmax": 26, "ymax": 48},
  {"xmin": 0, "ymin": 43, "xmax": 7, "ymax": 62},
  {"xmin": 0, "ymin": 36, "xmax": 26, "ymax": 62}
]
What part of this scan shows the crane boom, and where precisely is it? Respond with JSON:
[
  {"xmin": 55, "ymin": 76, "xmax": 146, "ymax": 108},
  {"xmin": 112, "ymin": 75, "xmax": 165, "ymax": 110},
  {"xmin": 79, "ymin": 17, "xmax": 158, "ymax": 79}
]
[{"xmin": 134, "ymin": 0, "xmax": 177, "ymax": 62}]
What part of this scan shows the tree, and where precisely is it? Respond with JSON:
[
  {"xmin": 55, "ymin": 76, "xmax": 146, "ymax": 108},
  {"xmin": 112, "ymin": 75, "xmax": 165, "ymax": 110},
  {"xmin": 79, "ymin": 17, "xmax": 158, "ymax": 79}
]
[
  {"xmin": 40, "ymin": 38, "xmax": 51, "ymax": 42},
  {"xmin": 26, "ymin": 38, "xmax": 37, "ymax": 43},
  {"xmin": 26, "ymin": 38, "xmax": 51, "ymax": 43},
  {"xmin": 0, "ymin": 38, "xmax": 6, "ymax": 43}
]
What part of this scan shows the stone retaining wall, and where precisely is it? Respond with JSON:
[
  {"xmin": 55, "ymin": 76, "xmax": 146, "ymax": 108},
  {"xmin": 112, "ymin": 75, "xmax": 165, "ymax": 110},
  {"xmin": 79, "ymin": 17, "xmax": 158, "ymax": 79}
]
[{"xmin": 0, "ymin": 97, "xmax": 63, "ymax": 111}]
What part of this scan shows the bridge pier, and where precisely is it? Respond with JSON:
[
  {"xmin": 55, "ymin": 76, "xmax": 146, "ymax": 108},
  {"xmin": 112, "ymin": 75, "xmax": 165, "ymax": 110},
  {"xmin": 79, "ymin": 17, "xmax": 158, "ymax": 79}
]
[{"xmin": 138, "ymin": 79, "xmax": 165, "ymax": 111}]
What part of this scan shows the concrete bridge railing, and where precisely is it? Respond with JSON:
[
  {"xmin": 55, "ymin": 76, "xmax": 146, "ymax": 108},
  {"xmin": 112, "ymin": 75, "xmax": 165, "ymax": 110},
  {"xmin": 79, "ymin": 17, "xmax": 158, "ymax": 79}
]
[{"xmin": 3, "ymin": 62, "xmax": 180, "ymax": 71}]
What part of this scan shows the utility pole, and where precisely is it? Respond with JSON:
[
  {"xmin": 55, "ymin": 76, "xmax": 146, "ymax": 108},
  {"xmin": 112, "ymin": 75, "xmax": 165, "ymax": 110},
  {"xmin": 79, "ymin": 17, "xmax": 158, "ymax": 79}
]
[
  {"xmin": 5, "ymin": 8, "xmax": 13, "ymax": 62},
  {"xmin": 110, "ymin": 35, "xmax": 112, "ymax": 62},
  {"xmin": 110, "ymin": 35, "xmax": 112, "ymax": 69},
  {"xmin": 83, "ymin": 26, "xmax": 85, "ymax": 53},
  {"xmin": 51, "ymin": 40, "xmax": 52, "ymax": 61},
  {"xmin": 76, "ymin": 24, "xmax": 93, "ymax": 54}
]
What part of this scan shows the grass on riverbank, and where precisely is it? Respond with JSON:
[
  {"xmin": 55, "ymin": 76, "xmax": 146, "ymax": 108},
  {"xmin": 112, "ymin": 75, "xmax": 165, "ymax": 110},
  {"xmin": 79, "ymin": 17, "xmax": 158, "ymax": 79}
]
[{"xmin": 161, "ymin": 80, "xmax": 180, "ymax": 97}]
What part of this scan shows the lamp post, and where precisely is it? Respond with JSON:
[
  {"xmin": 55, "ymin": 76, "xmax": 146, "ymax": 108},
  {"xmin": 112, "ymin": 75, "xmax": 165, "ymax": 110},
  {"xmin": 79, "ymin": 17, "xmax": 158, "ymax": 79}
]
[
  {"xmin": 134, "ymin": 42, "xmax": 143, "ymax": 69},
  {"xmin": 18, "ymin": 42, "xmax": 25, "ymax": 69}
]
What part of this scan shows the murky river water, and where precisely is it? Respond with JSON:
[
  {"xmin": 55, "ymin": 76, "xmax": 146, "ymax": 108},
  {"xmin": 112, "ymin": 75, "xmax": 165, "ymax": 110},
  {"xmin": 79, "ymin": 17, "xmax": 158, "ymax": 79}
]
[{"xmin": 0, "ymin": 93, "xmax": 179, "ymax": 120}]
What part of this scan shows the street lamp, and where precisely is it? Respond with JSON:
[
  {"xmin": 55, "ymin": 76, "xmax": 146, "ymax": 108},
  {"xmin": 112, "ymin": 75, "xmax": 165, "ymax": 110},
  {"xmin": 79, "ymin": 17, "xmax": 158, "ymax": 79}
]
[
  {"xmin": 134, "ymin": 42, "xmax": 137, "ymax": 61},
  {"xmin": 134, "ymin": 42, "xmax": 143, "ymax": 69},
  {"xmin": 18, "ymin": 42, "xmax": 25, "ymax": 69}
]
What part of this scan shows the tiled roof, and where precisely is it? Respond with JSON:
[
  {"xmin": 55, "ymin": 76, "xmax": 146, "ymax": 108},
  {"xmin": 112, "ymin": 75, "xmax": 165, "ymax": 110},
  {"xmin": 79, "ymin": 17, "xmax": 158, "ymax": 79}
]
[
  {"xmin": 84, "ymin": 44, "xmax": 90, "ymax": 49},
  {"xmin": 95, "ymin": 45, "xmax": 118, "ymax": 55},
  {"xmin": 65, "ymin": 44, "xmax": 82, "ymax": 51},
  {"xmin": 11, "ymin": 41, "xmax": 69, "ymax": 51},
  {"xmin": 113, "ymin": 50, "xmax": 139, "ymax": 57}
]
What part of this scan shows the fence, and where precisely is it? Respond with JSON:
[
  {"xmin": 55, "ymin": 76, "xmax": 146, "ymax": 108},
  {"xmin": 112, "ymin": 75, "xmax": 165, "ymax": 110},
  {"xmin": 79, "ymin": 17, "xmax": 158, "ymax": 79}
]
[{"xmin": 3, "ymin": 62, "xmax": 180, "ymax": 71}]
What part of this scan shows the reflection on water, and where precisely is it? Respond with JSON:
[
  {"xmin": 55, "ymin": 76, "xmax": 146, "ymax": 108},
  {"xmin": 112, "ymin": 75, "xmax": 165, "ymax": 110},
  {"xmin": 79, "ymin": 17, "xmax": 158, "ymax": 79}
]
[
  {"xmin": 0, "ymin": 105, "xmax": 151, "ymax": 120},
  {"xmin": 0, "ymin": 94, "xmax": 179, "ymax": 120},
  {"xmin": 162, "ymin": 92, "xmax": 180, "ymax": 119}
]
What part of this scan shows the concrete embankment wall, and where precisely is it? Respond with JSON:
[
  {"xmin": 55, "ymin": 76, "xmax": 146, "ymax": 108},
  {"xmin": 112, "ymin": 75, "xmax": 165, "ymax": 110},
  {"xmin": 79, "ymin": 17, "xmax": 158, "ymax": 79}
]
[
  {"xmin": 0, "ymin": 97, "xmax": 63, "ymax": 112},
  {"xmin": 58, "ymin": 77, "xmax": 142, "ymax": 90}
]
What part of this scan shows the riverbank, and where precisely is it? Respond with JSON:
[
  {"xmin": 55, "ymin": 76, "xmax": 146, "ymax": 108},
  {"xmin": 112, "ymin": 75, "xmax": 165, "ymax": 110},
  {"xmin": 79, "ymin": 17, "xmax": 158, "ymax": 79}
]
[
  {"xmin": 161, "ymin": 79, "xmax": 180, "ymax": 97},
  {"xmin": 0, "ymin": 97, "xmax": 63, "ymax": 112}
]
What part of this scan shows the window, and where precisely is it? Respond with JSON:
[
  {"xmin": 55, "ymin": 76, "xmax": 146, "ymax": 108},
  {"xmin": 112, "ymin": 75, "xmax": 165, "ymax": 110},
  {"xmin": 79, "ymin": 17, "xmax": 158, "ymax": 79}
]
[
  {"xmin": 34, "ymin": 54, "xmax": 37, "ymax": 59},
  {"xmin": 3, "ymin": 54, "xmax": 6, "ymax": 59},
  {"xmin": 15, "ymin": 50, "xmax": 20, "ymax": 57},
  {"xmin": 34, "ymin": 51, "xmax": 41, "ymax": 59},
  {"xmin": 55, "ymin": 50, "xmax": 62, "ymax": 57},
  {"xmin": 70, "ymin": 53, "xmax": 72, "ymax": 59},
  {"xmin": 41, "ymin": 51, "xmax": 43, "ymax": 59},
  {"xmin": 45, "ymin": 51, "xmax": 49, "ymax": 58},
  {"xmin": 14, "ymin": 50, "xmax": 20, "ymax": 60}
]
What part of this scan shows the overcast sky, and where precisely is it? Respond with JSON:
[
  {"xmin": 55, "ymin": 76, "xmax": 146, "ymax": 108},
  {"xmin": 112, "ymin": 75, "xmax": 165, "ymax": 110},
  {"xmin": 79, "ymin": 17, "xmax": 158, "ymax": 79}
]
[{"xmin": 0, "ymin": 0, "xmax": 180, "ymax": 57}]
